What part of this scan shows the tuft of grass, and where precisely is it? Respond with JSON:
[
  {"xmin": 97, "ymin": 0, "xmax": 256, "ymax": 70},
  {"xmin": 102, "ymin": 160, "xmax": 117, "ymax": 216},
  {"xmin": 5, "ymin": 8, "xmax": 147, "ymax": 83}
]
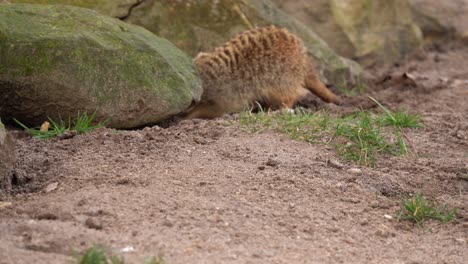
[
  {"xmin": 73, "ymin": 245, "xmax": 164, "ymax": 264},
  {"xmin": 14, "ymin": 111, "xmax": 106, "ymax": 139},
  {"xmin": 397, "ymin": 194, "xmax": 458, "ymax": 226},
  {"xmin": 332, "ymin": 112, "xmax": 394, "ymax": 166},
  {"xmin": 239, "ymin": 107, "xmax": 331, "ymax": 144},
  {"xmin": 238, "ymin": 100, "xmax": 421, "ymax": 166},
  {"xmin": 370, "ymin": 96, "xmax": 422, "ymax": 128},
  {"xmin": 73, "ymin": 245, "xmax": 123, "ymax": 264}
]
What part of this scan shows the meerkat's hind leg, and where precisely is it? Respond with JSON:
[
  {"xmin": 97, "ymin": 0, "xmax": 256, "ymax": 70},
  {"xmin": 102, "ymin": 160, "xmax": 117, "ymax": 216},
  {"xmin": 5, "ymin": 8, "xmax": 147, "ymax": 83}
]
[{"xmin": 184, "ymin": 103, "xmax": 225, "ymax": 119}]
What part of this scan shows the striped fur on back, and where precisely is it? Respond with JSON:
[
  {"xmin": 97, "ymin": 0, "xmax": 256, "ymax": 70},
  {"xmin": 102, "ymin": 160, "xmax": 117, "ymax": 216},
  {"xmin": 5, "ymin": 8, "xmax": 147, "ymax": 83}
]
[{"xmin": 186, "ymin": 26, "xmax": 340, "ymax": 119}]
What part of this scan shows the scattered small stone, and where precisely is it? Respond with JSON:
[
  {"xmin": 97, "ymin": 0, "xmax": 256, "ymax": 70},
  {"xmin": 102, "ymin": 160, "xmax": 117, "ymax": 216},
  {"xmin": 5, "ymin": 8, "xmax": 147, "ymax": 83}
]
[
  {"xmin": 257, "ymin": 165, "xmax": 266, "ymax": 170},
  {"xmin": 22, "ymin": 232, "xmax": 32, "ymax": 242},
  {"xmin": 375, "ymin": 228, "xmax": 394, "ymax": 238},
  {"xmin": 193, "ymin": 136, "xmax": 208, "ymax": 145},
  {"xmin": 115, "ymin": 178, "xmax": 132, "ymax": 185},
  {"xmin": 384, "ymin": 214, "xmax": 394, "ymax": 220},
  {"xmin": 327, "ymin": 159, "xmax": 344, "ymax": 169},
  {"xmin": 36, "ymin": 212, "xmax": 58, "ymax": 220},
  {"xmin": 85, "ymin": 217, "xmax": 103, "ymax": 230},
  {"xmin": 266, "ymin": 158, "xmax": 280, "ymax": 167},
  {"xmin": 458, "ymin": 173, "xmax": 468, "ymax": 181},
  {"xmin": 340, "ymin": 197, "xmax": 360, "ymax": 204},
  {"xmin": 0, "ymin": 202, "xmax": 12, "ymax": 210},
  {"xmin": 44, "ymin": 182, "xmax": 58, "ymax": 193},
  {"xmin": 456, "ymin": 130, "xmax": 466, "ymax": 140},
  {"xmin": 121, "ymin": 246, "xmax": 135, "ymax": 253},
  {"xmin": 347, "ymin": 168, "xmax": 362, "ymax": 175},
  {"xmin": 58, "ymin": 130, "xmax": 77, "ymax": 140},
  {"xmin": 162, "ymin": 219, "xmax": 174, "ymax": 228},
  {"xmin": 360, "ymin": 219, "xmax": 369, "ymax": 226},
  {"xmin": 76, "ymin": 199, "xmax": 87, "ymax": 207}
]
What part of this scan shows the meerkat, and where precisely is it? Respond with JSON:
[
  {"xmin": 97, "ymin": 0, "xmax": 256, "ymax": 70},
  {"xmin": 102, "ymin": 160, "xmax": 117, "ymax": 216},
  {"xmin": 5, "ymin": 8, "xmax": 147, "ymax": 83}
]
[{"xmin": 185, "ymin": 25, "xmax": 341, "ymax": 119}]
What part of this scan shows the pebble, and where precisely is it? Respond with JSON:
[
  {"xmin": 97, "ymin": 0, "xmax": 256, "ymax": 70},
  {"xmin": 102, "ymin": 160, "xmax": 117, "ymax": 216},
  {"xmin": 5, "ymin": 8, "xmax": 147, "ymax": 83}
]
[
  {"xmin": 44, "ymin": 182, "xmax": 58, "ymax": 193},
  {"xmin": 0, "ymin": 202, "xmax": 12, "ymax": 210},
  {"xmin": 85, "ymin": 217, "xmax": 103, "ymax": 230},
  {"xmin": 36, "ymin": 212, "xmax": 58, "ymax": 220},
  {"xmin": 266, "ymin": 158, "xmax": 280, "ymax": 167},
  {"xmin": 456, "ymin": 130, "xmax": 466, "ymax": 140},
  {"xmin": 327, "ymin": 159, "xmax": 344, "ymax": 169},
  {"xmin": 347, "ymin": 168, "xmax": 362, "ymax": 175},
  {"xmin": 384, "ymin": 214, "xmax": 394, "ymax": 220}
]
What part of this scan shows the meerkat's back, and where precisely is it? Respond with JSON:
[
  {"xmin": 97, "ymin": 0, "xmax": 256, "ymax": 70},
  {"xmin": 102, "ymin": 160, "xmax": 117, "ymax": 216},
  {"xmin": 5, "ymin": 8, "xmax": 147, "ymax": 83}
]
[{"xmin": 186, "ymin": 26, "xmax": 340, "ymax": 119}]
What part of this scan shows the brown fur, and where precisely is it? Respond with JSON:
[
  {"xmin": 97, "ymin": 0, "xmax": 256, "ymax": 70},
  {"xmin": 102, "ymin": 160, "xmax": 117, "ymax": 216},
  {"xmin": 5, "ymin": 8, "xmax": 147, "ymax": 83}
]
[{"xmin": 186, "ymin": 26, "xmax": 341, "ymax": 119}]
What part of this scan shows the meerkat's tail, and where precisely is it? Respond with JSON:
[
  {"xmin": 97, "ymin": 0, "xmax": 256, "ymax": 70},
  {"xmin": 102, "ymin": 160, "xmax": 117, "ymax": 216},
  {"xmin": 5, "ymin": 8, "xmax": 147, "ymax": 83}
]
[{"xmin": 304, "ymin": 60, "xmax": 341, "ymax": 105}]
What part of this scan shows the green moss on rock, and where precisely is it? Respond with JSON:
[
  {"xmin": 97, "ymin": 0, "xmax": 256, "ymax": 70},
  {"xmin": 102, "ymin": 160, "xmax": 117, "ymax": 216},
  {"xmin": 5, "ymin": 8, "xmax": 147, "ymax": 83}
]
[
  {"xmin": 8, "ymin": 0, "xmax": 361, "ymax": 86},
  {"xmin": 0, "ymin": 4, "xmax": 202, "ymax": 128}
]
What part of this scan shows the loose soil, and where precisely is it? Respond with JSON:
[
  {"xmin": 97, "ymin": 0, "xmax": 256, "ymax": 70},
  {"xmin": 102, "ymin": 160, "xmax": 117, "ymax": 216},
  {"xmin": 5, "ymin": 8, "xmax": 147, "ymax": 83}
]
[{"xmin": 1, "ymin": 42, "xmax": 467, "ymax": 264}]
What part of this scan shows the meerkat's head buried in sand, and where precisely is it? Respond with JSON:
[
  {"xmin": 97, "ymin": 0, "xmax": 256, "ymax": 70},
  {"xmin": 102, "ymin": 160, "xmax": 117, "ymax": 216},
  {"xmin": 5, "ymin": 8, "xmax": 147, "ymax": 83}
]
[{"xmin": 186, "ymin": 25, "xmax": 341, "ymax": 119}]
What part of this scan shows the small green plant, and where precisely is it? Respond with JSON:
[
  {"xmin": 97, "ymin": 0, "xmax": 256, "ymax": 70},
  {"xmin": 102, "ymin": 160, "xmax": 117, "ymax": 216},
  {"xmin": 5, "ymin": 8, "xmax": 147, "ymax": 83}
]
[
  {"xmin": 238, "ymin": 106, "xmax": 416, "ymax": 166},
  {"xmin": 332, "ymin": 111, "xmax": 395, "ymax": 166},
  {"xmin": 397, "ymin": 194, "xmax": 458, "ymax": 226},
  {"xmin": 239, "ymin": 107, "xmax": 331, "ymax": 144},
  {"xmin": 14, "ymin": 111, "xmax": 106, "ymax": 139},
  {"xmin": 336, "ymin": 82, "xmax": 366, "ymax": 97},
  {"xmin": 73, "ymin": 245, "xmax": 164, "ymax": 264},
  {"xmin": 370, "ymin": 96, "xmax": 422, "ymax": 128},
  {"xmin": 73, "ymin": 245, "xmax": 123, "ymax": 264}
]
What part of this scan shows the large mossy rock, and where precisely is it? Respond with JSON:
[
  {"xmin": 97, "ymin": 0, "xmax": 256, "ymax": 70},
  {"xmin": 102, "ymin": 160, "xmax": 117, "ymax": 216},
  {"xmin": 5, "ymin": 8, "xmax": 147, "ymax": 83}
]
[
  {"xmin": 273, "ymin": 0, "xmax": 423, "ymax": 66},
  {"xmin": 6, "ymin": 0, "xmax": 361, "ymax": 87},
  {"xmin": 4, "ymin": 0, "xmax": 133, "ymax": 17},
  {"xmin": 126, "ymin": 0, "xmax": 361, "ymax": 85},
  {"xmin": 0, "ymin": 119, "xmax": 15, "ymax": 199},
  {"xmin": 410, "ymin": 0, "xmax": 468, "ymax": 42},
  {"xmin": 0, "ymin": 4, "xmax": 201, "ymax": 129}
]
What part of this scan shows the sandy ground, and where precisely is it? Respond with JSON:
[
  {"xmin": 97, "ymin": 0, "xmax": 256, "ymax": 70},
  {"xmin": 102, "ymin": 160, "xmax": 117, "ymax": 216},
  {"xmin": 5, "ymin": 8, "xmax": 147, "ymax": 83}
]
[{"xmin": 0, "ymin": 42, "xmax": 467, "ymax": 263}]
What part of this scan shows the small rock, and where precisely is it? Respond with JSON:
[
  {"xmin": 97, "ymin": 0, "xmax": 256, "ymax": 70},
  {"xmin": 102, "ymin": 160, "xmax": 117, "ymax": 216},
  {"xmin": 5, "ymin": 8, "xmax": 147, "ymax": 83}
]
[
  {"xmin": 22, "ymin": 232, "xmax": 32, "ymax": 242},
  {"xmin": 462, "ymin": 31, "xmax": 468, "ymax": 43},
  {"xmin": 58, "ymin": 130, "xmax": 76, "ymax": 140},
  {"xmin": 327, "ymin": 159, "xmax": 344, "ymax": 169},
  {"xmin": 375, "ymin": 228, "xmax": 394, "ymax": 238},
  {"xmin": 257, "ymin": 165, "xmax": 266, "ymax": 170},
  {"xmin": 44, "ymin": 182, "xmax": 58, "ymax": 193},
  {"xmin": 121, "ymin": 246, "xmax": 135, "ymax": 253},
  {"xmin": 85, "ymin": 217, "xmax": 103, "ymax": 230},
  {"xmin": 115, "ymin": 178, "xmax": 132, "ymax": 185},
  {"xmin": 162, "ymin": 219, "xmax": 174, "ymax": 228},
  {"xmin": 0, "ymin": 202, "xmax": 12, "ymax": 210},
  {"xmin": 36, "ymin": 212, "xmax": 58, "ymax": 220},
  {"xmin": 266, "ymin": 158, "xmax": 280, "ymax": 167},
  {"xmin": 193, "ymin": 136, "xmax": 207, "ymax": 145},
  {"xmin": 347, "ymin": 168, "xmax": 362, "ymax": 175},
  {"xmin": 456, "ymin": 130, "xmax": 466, "ymax": 140},
  {"xmin": 384, "ymin": 214, "xmax": 394, "ymax": 220},
  {"xmin": 360, "ymin": 219, "xmax": 369, "ymax": 226}
]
